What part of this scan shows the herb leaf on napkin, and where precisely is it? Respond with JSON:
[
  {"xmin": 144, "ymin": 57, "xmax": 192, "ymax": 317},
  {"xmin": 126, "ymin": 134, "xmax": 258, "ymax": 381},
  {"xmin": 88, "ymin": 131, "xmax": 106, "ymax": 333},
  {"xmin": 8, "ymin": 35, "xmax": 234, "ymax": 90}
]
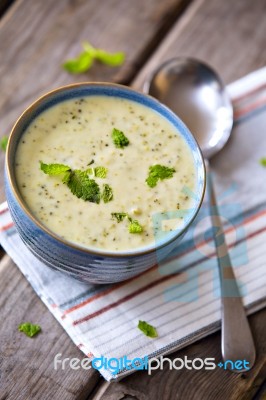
[
  {"xmin": 260, "ymin": 157, "xmax": 266, "ymax": 167},
  {"xmin": 138, "ymin": 320, "xmax": 158, "ymax": 338}
]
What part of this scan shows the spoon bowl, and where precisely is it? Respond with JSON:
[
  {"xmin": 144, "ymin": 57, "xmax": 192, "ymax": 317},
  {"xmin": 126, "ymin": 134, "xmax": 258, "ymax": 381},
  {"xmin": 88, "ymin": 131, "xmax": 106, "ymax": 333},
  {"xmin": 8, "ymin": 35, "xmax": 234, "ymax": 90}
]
[{"xmin": 144, "ymin": 58, "xmax": 233, "ymax": 159}]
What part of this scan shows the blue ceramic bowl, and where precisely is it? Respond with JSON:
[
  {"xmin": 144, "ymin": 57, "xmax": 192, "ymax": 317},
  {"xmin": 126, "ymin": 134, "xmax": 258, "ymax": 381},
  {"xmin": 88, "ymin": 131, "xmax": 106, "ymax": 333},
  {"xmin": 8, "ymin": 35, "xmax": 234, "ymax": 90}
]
[{"xmin": 5, "ymin": 83, "xmax": 205, "ymax": 284}]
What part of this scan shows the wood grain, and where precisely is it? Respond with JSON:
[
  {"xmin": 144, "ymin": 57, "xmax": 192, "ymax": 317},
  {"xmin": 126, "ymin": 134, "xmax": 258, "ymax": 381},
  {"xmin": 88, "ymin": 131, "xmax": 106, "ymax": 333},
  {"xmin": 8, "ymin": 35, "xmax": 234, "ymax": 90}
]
[
  {"xmin": 89, "ymin": 310, "xmax": 266, "ymax": 400},
  {"xmin": 0, "ymin": 0, "xmax": 191, "ymax": 202},
  {"xmin": 133, "ymin": 0, "xmax": 266, "ymax": 90},
  {"xmin": 0, "ymin": 0, "xmax": 14, "ymax": 17},
  {"xmin": 0, "ymin": 255, "xmax": 100, "ymax": 400}
]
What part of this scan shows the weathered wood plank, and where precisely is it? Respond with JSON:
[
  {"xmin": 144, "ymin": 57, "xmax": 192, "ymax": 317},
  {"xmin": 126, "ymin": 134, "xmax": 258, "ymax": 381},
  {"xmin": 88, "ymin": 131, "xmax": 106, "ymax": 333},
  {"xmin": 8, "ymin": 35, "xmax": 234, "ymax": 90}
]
[
  {"xmin": 252, "ymin": 380, "xmax": 266, "ymax": 400},
  {"xmin": 0, "ymin": 0, "xmax": 14, "ymax": 18},
  {"xmin": 0, "ymin": 246, "xmax": 5, "ymax": 259},
  {"xmin": 0, "ymin": 255, "xmax": 101, "ymax": 400},
  {"xmin": 89, "ymin": 310, "xmax": 266, "ymax": 400},
  {"xmin": 0, "ymin": 0, "xmax": 191, "ymax": 202},
  {"xmin": 133, "ymin": 0, "xmax": 266, "ymax": 90}
]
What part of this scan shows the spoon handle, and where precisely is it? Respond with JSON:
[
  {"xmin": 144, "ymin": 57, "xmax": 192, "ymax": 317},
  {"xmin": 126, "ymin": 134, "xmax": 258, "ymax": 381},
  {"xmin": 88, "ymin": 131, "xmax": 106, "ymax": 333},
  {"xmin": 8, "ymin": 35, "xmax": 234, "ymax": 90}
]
[{"xmin": 205, "ymin": 160, "xmax": 256, "ymax": 370}]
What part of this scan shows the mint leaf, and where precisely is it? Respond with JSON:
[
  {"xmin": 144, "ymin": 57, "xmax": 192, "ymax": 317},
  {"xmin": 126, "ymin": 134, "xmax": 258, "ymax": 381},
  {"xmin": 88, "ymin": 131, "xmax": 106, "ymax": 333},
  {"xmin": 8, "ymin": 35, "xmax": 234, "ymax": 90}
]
[
  {"xmin": 62, "ymin": 170, "xmax": 71, "ymax": 184},
  {"xmin": 112, "ymin": 213, "xmax": 143, "ymax": 234},
  {"xmin": 0, "ymin": 135, "xmax": 8, "ymax": 152},
  {"xmin": 260, "ymin": 158, "xmax": 266, "ymax": 167},
  {"xmin": 63, "ymin": 42, "xmax": 125, "ymax": 74},
  {"xmin": 40, "ymin": 162, "xmax": 101, "ymax": 203},
  {"xmin": 88, "ymin": 166, "xmax": 108, "ymax": 178},
  {"xmin": 138, "ymin": 320, "xmax": 158, "ymax": 338},
  {"xmin": 40, "ymin": 161, "xmax": 71, "ymax": 176},
  {"xmin": 102, "ymin": 184, "xmax": 113, "ymax": 203},
  {"xmin": 63, "ymin": 51, "xmax": 94, "ymax": 74},
  {"xmin": 83, "ymin": 42, "xmax": 125, "ymax": 66},
  {"xmin": 146, "ymin": 164, "xmax": 175, "ymax": 188},
  {"xmin": 146, "ymin": 175, "xmax": 158, "ymax": 188},
  {"xmin": 18, "ymin": 322, "xmax": 41, "ymax": 338},
  {"xmin": 111, "ymin": 212, "xmax": 128, "ymax": 222},
  {"xmin": 67, "ymin": 170, "xmax": 100, "ymax": 203},
  {"xmin": 112, "ymin": 128, "xmax": 129, "ymax": 148},
  {"xmin": 95, "ymin": 49, "xmax": 125, "ymax": 66},
  {"xmin": 129, "ymin": 219, "xmax": 143, "ymax": 234},
  {"xmin": 95, "ymin": 166, "xmax": 108, "ymax": 178}
]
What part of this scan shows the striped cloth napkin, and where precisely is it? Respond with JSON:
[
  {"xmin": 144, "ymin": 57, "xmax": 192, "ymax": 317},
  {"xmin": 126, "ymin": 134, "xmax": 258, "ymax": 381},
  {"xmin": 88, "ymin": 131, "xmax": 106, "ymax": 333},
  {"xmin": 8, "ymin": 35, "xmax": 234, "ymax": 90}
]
[{"xmin": 1, "ymin": 68, "xmax": 266, "ymax": 381}]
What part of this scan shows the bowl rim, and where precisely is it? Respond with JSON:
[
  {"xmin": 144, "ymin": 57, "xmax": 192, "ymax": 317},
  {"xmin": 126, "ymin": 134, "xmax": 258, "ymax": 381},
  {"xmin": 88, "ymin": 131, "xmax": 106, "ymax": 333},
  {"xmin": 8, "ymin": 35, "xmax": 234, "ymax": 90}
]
[{"xmin": 6, "ymin": 81, "xmax": 206, "ymax": 258}]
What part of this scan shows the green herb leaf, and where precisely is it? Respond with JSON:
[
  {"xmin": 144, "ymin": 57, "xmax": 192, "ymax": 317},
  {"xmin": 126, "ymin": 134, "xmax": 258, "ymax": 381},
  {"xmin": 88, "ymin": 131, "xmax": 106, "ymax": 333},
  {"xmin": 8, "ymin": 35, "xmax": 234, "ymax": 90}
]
[
  {"xmin": 67, "ymin": 170, "xmax": 100, "ymax": 203},
  {"xmin": 18, "ymin": 322, "xmax": 41, "ymax": 338},
  {"xmin": 112, "ymin": 128, "xmax": 129, "ymax": 149},
  {"xmin": 83, "ymin": 41, "xmax": 125, "ymax": 66},
  {"xmin": 40, "ymin": 161, "xmax": 71, "ymax": 176},
  {"xmin": 95, "ymin": 49, "xmax": 125, "ymax": 66},
  {"xmin": 129, "ymin": 219, "xmax": 143, "ymax": 234},
  {"xmin": 102, "ymin": 184, "xmax": 113, "ymax": 203},
  {"xmin": 62, "ymin": 51, "xmax": 94, "ymax": 74},
  {"xmin": 138, "ymin": 320, "xmax": 158, "ymax": 338},
  {"xmin": 260, "ymin": 158, "xmax": 266, "ymax": 167},
  {"xmin": 63, "ymin": 42, "xmax": 125, "ymax": 74},
  {"xmin": 62, "ymin": 170, "xmax": 72, "ymax": 184},
  {"xmin": 88, "ymin": 166, "xmax": 108, "ymax": 178},
  {"xmin": 40, "ymin": 162, "xmax": 101, "ymax": 203},
  {"xmin": 0, "ymin": 135, "xmax": 8, "ymax": 152},
  {"xmin": 112, "ymin": 213, "xmax": 143, "ymax": 234},
  {"xmin": 146, "ymin": 175, "xmax": 158, "ymax": 188},
  {"xmin": 95, "ymin": 166, "xmax": 108, "ymax": 178},
  {"xmin": 146, "ymin": 164, "xmax": 175, "ymax": 188},
  {"xmin": 111, "ymin": 212, "xmax": 128, "ymax": 222}
]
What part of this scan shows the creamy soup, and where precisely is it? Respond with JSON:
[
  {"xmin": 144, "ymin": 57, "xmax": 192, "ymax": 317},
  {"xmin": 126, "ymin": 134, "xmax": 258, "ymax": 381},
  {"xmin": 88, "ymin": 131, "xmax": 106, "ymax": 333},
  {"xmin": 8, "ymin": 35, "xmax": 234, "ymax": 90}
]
[{"xmin": 15, "ymin": 95, "xmax": 197, "ymax": 251}]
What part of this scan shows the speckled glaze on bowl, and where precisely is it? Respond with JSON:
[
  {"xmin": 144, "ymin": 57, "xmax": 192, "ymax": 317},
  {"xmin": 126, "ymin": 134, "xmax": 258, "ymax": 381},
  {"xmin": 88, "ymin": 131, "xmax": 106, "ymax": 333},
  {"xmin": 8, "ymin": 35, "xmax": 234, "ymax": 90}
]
[{"xmin": 5, "ymin": 83, "xmax": 205, "ymax": 284}]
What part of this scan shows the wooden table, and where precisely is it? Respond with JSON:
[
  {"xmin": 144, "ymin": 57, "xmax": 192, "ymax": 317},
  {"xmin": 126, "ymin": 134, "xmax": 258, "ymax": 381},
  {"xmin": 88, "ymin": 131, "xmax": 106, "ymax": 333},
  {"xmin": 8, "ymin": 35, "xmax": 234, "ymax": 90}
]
[{"xmin": 0, "ymin": 0, "xmax": 266, "ymax": 398}]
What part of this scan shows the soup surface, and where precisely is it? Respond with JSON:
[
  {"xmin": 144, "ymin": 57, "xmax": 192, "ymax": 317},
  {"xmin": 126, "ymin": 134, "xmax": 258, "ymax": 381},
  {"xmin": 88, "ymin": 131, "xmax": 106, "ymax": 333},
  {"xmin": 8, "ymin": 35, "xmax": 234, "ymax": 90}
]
[{"xmin": 15, "ymin": 95, "xmax": 197, "ymax": 251}]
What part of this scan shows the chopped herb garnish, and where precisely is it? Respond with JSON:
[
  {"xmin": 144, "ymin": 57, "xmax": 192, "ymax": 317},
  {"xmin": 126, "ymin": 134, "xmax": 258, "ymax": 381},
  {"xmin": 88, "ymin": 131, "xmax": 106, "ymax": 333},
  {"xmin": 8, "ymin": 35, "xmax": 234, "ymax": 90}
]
[
  {"xmin": 260, "ymin": 158, "xmax": 266, "ymax": 167},
  {"xmin": 111, "ymin": 212, "xmax": 143, "ymax": 234},
  {"xmin": 102, "ymin": 184, "xmax": 113, "ymax": 203},
  {"xmin": 40, "ymin": 162, "xmax": 100, "ymax": 204},
  {"xmin": 112, "ymin": 128, "xmax": 129, "ymax": 149},
  {"xmin": 62, "ymin": 51, "xmax": 94, "ymax": 74},
  {"xmin": 40, "ymin": 161, "xmax": 71, "ymax": 176},
  {"xmin": 129, "ymin": 219, "xmax": 143, "ymax": 234},
  {"xmin": 146, "ymin": 164, "xmax": 175, "ymax": 188},
  {"xmin": 63, "ymin": 42, "xmax": 125, "ymax": 74},
  {"xmin": 62, "ymin": 170, "xmax": 72, "ymax": 184},
  {"xmin": 1, "ymin": 135, "xmax": 8, "ymax": 152},
  {"xmin": 18, "ymin": 322, "xmax": 41, "ymax": 338},
  {"xmin": 88, "ymin": 166, "xmax": 108, "ymax": 178},
  {"xmin": 111, "ymin": 212, "xmax": 128, "ymax": 222},
  {"xmin": 66, "ymin": 170, "xmax": 100, "ymax": 203},
  {"xmin": 138, "ymin": 320, "xmax": 158, "ymax": 338},
  {"xmin": 84, "ymin": 42, "xmax": 125, "ymax": 66}
]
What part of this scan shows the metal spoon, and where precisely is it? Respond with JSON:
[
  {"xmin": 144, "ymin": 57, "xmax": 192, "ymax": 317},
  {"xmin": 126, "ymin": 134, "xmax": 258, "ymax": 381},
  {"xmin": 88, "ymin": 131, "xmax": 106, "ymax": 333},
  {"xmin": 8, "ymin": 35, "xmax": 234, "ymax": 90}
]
[{"xmin": 144, "ymin": 57, "xmax": 256, "ymax": 370}]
